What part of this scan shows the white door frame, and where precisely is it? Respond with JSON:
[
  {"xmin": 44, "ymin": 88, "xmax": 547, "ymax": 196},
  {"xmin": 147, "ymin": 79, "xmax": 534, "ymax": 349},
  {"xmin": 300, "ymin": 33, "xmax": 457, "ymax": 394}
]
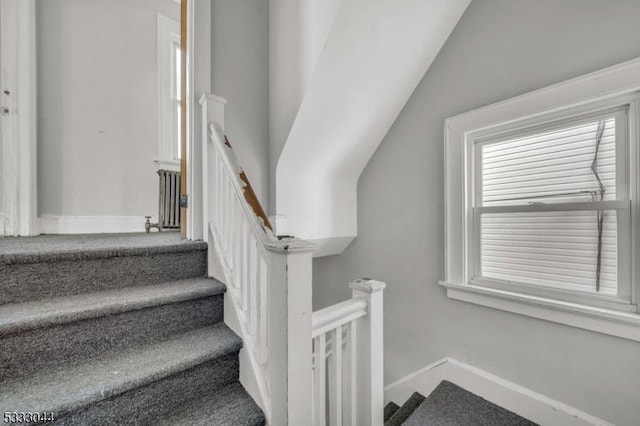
[
  {"xmin": 186, "ymin": 0, "xmax": 211, "ymax": 241},
  {"xmin": 0, "ymin": 0, "xmax": 37, "ymax": 236}
]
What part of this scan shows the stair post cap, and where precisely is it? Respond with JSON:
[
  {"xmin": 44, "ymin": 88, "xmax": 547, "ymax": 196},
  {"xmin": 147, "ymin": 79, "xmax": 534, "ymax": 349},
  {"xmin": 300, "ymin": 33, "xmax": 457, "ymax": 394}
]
[
  {"xmin": 349, "ymin": 278, "xmax": 386, "ymax": 293},
  {"xmin": 264, "ymin": 237, "xmax": 316, "ymax": 254}
]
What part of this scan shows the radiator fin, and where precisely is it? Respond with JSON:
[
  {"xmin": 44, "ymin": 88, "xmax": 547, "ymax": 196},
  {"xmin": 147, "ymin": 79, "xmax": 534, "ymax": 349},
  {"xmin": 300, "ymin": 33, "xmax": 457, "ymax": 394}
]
[{"xmin": 158, "ymin": 170, "xmax": 181, "ymax": 229}]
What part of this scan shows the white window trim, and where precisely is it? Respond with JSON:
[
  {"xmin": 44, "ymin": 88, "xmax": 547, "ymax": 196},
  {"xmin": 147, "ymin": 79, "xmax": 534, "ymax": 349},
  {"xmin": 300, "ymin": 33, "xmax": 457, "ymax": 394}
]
[
  {"xmin": 441, "ymin": 57, "xmax": 640, "ymax": 342},
  {"xmin": 156, "ymin": 13, "xmax": 180, "ymax": 171}
]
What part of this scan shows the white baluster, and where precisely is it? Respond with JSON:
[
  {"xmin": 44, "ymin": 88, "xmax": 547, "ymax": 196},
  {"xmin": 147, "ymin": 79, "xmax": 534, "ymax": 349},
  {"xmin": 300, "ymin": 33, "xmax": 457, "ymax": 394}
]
[
  {"xmin": 227, "ymin": 182, "xmax": 234, "ymax": 258},
  {"xmin": 314, "ymin": 334, "xmax": 327, "ymax": 426},
  {"xmin": 312, "ymin": 346, "xmax": 317, "ymax": 421},
  {"xmin": 241, "ymin": 220, "xmax": 249, "ymax": 312},
  {"xmin": 215, "ymin": 154, "xmax": 222, "ymax": 231},
  {"xmin": 329, "ymin": 327, "xmax": 343, "ymax": 426},
  {"xmin": 248, "ymin": 250, "xmax": 266, "ymax": 336},
  {"xmin": 231, "ymin": 194, "xmax": 244, "ymax": 290},
  {"xmin": 348, "ymin": 321, "xmax": 357, "ymax": 426},
  {"xmin": 221, "ymin": 178, "xmax": 228, "ymax": 251},
  {"xmin": 258, "ymin": 255, "xmax": 268, "ymax": 362}
]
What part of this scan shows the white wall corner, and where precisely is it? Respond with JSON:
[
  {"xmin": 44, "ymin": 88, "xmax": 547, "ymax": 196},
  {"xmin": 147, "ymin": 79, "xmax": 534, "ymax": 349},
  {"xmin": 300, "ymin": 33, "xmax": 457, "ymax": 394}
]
[{"xmin": 384, "ymin": 358, "xmax": 612, "ymax": 426}]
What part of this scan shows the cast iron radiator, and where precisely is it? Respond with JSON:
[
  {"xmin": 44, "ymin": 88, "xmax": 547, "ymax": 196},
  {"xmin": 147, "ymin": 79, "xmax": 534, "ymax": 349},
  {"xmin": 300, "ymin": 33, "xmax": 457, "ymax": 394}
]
[{"xmin": 146, "ymin": 169, "xmax": 180, "ymax": 232}]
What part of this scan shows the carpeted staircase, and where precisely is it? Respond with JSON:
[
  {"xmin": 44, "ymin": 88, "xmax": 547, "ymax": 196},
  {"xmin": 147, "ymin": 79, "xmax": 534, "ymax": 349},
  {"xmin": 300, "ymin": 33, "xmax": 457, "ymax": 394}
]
[
  {"xmin": 384, "ymin": 381, "xmax": 538, "ymax": 426},
  {"xmin": 0, "ymin": 233, "xmax": 265, "ymax": 425}
]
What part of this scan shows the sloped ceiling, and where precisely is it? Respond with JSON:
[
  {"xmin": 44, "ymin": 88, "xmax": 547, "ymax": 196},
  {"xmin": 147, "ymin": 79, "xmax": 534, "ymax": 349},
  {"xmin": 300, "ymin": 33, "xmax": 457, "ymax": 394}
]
[{"xmin": 274, "ymin": 0, "xmax": 471, "ymax": 256}]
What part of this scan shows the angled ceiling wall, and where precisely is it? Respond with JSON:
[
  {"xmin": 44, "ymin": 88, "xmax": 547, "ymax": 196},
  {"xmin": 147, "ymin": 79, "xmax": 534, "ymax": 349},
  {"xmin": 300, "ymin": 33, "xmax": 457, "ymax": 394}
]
[{"xmin": 273, "ymin": 0, "xmax": 471, "ymax": 256}]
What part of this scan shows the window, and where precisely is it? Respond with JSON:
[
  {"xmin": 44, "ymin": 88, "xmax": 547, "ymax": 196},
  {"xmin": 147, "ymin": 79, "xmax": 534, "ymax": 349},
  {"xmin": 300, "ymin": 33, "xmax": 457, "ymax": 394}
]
[
  {"xmin": 473, "ymin": 108, "xmax": 631, "ymax": 309},
  {"xmin": 172, "ymin": 40, "xmax": 182, "ymax": 161},
  {"xmin": 157, "ymin": 13, "xmax": 181, "ymax": 170},
  {"xmin": 442, "ymin": 58, "xmax": 640, "ymax": 341}
]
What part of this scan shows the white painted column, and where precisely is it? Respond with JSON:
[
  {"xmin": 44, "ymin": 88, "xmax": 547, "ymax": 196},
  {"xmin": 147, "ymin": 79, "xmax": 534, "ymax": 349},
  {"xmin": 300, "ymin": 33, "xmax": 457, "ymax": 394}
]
[
  {"xmin": 349, "ymin": 278, "xmax": 386, "ymax": 426},
  {"xmin": 187, "ymin": 0, "xmax": 212, "ymax": 241},
  {"xmin": 0, "ymin": 0, "xmax": 37, "ymax": 236},
  {"xmin": 266, "ymin": 238, "xmax": 315, "ymax": 425}
]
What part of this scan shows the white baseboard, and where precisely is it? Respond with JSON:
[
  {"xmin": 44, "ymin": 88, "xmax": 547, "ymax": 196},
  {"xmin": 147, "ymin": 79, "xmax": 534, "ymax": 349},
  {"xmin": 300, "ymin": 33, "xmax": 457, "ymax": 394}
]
[
  {"xmin": 384, "ymin": 358, "xmax": 448, "ymax": 408},
  {"xmin": 38, "ymin": 215, "xmax": 158, "ymax": 234},
  {"xmin": 384, "ymin": 358, "xmax": 612, "ymax": 426}
]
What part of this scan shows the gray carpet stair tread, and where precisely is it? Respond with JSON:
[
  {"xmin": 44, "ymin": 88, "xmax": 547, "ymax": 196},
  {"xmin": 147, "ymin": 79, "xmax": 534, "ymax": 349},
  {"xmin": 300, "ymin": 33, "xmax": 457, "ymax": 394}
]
[
  {"xmin": 0, "ymin": 278, "xmax": 225, "ymax": 336},
  {"xmin": 384, "ymin": 401, "xmax": 401, "ymax": 422},
  {"xmin": 0, "ymin": 324, "xmax": 242, "ymax": 415},
  {"xmin": 0, "ymin": 232, "xmax": 206, "ymax": 264},
  {"xmin": 404, "ymin": 381, "xmax": 538, "ymax": 426},
  {"xmin": 386, "ymin": 392, "xmax": 426, "ymax": 426},
  {"xmin": 152, "ymin": 382, "xmax": 265, "ymax": 426}
]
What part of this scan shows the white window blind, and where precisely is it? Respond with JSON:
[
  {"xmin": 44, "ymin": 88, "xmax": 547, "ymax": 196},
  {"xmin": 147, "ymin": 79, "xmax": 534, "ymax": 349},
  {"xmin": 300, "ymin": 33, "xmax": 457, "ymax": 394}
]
[
  {"xmin": 480, "ymin": 211, "xmax": 617, "ymax": 295},
  {"xmin": 477, "ymin": 115, "xmax": 623, "ymax": 297},
  {"xmin": 482, "ymin": 119, "xmax": 616, "ymax": 206}
]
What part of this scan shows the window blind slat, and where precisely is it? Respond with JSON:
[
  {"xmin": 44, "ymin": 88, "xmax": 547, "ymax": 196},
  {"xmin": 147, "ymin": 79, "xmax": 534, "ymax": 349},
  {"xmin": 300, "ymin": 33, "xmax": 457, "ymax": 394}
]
[
  {"xmin": 483, "ymin": 122, "xmax": 613, "ymax": 155},
  {"xmin": 480, "ymin": 211, "xmax": 618, "ymax": 295},
  {"xmin": 482, "ymin": 118, "xmax": 616, "ymax": 205},
  {"xmin": 482, "ymin": 151, "xmax": 615, "ymax": 180},
  {"xmin": 483, "ymin": 131, "xmax": 614, "ymax": 161},
  {"xmin": 480, "ymin": 269, "xmax": 617, "ymax": 295},
  {"xmin": 482, "ymin": 148, "xmax": 615, "ymax": 177}
]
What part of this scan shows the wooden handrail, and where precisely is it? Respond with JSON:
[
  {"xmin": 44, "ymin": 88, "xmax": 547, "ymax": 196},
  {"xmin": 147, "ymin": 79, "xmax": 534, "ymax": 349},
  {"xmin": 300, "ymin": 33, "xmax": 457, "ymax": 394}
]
[
  {"xmin": 224, "ymin": 136, "xmax": 274, "ymax": 233},
  {"xmin": 202, "ymin": 94, "xmax": 314, "ymax": 425}
]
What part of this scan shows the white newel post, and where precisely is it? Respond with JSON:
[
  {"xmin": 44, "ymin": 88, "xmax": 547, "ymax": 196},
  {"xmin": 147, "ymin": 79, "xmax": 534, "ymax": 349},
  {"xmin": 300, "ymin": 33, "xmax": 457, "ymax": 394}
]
[
  {"xmin": 199, "ymin": 93, "xmax": 227, "ymax": 240},
  {"xmin": 350, "ymin": 278, "xmax": 386, "ymax": 426},
  {"xmin": 200, "ymin": 93, "xmax": 228, "ymax": 284},
  {"xmin": 266, "ymin": 239, "xmax": 315, "ymax": 425}
]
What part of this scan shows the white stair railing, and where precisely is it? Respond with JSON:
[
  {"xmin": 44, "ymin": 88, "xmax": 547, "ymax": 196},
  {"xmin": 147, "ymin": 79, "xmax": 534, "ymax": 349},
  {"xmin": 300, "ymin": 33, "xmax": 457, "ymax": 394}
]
[
  {"xmin": 200, "ymin": 93, "xmax": 314, "ymax": 425},
  {"xmin": 312, "ymin": 278, "xmax": 386, "ymax": 426}
]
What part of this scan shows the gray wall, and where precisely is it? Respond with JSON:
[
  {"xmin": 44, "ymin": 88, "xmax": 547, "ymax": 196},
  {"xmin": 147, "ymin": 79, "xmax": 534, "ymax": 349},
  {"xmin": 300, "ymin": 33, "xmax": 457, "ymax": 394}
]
[
  {"xmin": 211, "ymin": 0, "xmax": 270, "ymax": 209},
  {"xmin": 37, "ymin": 0, "xmax": 179, "ymax": 217},
  {"xmin": 313, "ymin": 1, "xmax": 640, "ymax": 424}
]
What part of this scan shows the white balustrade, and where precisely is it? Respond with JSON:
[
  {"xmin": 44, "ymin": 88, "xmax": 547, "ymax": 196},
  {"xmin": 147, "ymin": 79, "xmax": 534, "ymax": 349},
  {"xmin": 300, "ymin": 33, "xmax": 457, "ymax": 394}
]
[
  {"xmin": 200, "ymin": 93, "xmax": 314, "ymax": 425},
  {"xmin": 312, "ymin": 279, "xmax": 386, "ymax": 426},
  {"xmin": 201, "ymin": 93, "xmax": 385, "ymax": 426}
]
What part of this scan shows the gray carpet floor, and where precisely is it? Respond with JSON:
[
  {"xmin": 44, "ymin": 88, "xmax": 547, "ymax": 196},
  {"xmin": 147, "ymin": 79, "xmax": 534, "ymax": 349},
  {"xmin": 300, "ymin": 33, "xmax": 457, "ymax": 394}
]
[
  {"xmin": 0, "ymin": 233, "xmax": 208, "ymax": 304},
  {"xmin": 0, "ymin": 232, "xmax": 181, "ymax": 254},
  {"xmin": 403, "ymin": 381, "xmax": 537, "ymax": 426},
  {"xmin": 0, "ymin": 232, "xmax": 265, "ymax": 425},
  {"xmin": 0, "ymin": 232, "xmax": 205, "ymax": 264}
]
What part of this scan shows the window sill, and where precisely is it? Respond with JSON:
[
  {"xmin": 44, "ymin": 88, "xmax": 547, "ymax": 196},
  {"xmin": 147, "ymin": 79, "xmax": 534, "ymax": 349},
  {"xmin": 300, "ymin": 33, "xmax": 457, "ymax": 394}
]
[
  {"xmin": 439, "ymin": 281, "xmax": 640, "ymax": 342},
  {"xmin": 154, "ymin": 159, "xmax": 180, "ymax": 171}
]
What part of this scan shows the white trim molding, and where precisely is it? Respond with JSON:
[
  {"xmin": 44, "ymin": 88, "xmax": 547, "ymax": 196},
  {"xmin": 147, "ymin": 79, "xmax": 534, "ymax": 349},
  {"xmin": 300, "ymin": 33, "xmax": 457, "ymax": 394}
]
[
  {"xmin": 384, "ymin": 358, "xmax": 612, "ymax": 426},
  {"xmin": 0, "ymin": 0, "xmax": 37, "ymax": 236},
  {"xmin": 186, "ymin": 0, "xmax": 212, "ymax": 242},
  {"xmin": 39, "ymin": 215, "xmax": 158, "ymax": 234},
  {"xmin": 443, "ymin": 56, "xmax": 640, "ymax": 341},
  {"xmin": 156, "ymin": 13, "xmax": 181, "ymax": 165},
  {"xmin": 440, "ymin": 281, "xmax": 640, "ymax": 342}
]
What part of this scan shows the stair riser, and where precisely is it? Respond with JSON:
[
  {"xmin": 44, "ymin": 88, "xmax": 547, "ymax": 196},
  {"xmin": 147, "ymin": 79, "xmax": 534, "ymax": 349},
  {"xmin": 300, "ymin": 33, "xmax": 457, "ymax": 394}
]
[
  {"xmin": 386, "ymin": 392, "xmax": 426, "ymax": 426},
  {"xmin": 0, "ymin": 296, "xmax": 223, "ymax": 381},
  {"xmin": 53, "ymin": 353, "xmax": 240, "ymax": 425},
  {"xmin": 0, "ymin": 251, "xmax": 207, "ymax": 304}
]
